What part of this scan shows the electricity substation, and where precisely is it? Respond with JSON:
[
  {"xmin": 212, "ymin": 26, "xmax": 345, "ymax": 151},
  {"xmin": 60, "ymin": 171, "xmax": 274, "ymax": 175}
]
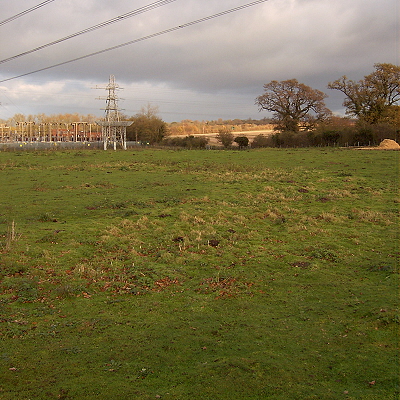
[{"xmin": 0, "ymin": 75, "xmax": 132, "ymax": 150}]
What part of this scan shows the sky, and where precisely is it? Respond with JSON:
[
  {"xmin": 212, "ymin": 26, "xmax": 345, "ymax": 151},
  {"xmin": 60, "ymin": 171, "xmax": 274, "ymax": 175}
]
[{"xmin": 0, "ymin": 0, "xmax": 398, "ymax": 123}]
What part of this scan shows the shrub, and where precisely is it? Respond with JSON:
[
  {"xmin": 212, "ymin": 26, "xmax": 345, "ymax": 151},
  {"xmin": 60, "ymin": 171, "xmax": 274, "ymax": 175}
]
[
  {"xmin": 216, "ymin": 129, "xmax": 234, "ymax": 148},
  {"xmin": 272, "ymin": 131, "xmax": 310, "ymax": 147},
  {"xmin": 353, "ymin": 125, "xmax": 374, "ymax": 146},
  {"xmin": 251, "ymin": 134, "xmax": 272, "ymax": 148},
  {"xmin": 368, "ymin": 123, "xmax": 398, "ymax": 144},
  {"xmin": 162, "ymin": 135, "xmax": 209, "ymax": 149},
  {"xmin": 234, "ymin": 136, "xmax": 249, "ymax": 148}
]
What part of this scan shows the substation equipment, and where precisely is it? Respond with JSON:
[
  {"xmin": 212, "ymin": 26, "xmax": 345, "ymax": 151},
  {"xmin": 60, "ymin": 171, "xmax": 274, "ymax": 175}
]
[
  {"xmin": 0, "ymin": 121, "xmax": 101, "ymax": 143},
  {"xmin": 0, "ymin": 75, "xmax": 132, "ymax": 150}
]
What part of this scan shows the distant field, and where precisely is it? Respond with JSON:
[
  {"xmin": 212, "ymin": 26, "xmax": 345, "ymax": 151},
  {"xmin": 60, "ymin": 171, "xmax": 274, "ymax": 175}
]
[
  {"xmin": 0, "ymin": 148, "xmax": 398, "ymax": 399},
  {"xmin": 169, "ymin": 129, "xmax": 274, "ymax": 146}
]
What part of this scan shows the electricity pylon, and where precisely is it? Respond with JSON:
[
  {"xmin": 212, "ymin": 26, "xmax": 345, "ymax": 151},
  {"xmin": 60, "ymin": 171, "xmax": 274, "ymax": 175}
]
[{"xmin": 96, "ymin": 75, "xmax": 132, "ymax": 150}]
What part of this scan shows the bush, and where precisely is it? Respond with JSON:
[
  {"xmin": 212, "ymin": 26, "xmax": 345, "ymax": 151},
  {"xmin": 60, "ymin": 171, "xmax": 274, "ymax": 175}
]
[
  {"xmin": 310, "ymin": 117, "xmax": 357, "ymax": 147},
  {"xmin": 311, "ymin": 117, "xmax": 399, "ymax": 147},
  {"xmin": 234, "ymin": 136, "xmax": 249, "ymax": 148},
  {"xmin": 216, "ymin": 129, "xmax": 234, "ymax": 148},
  {"xmin": 185, "ymin": 136, "xmax": 209, "ymax": 149},
  {"xmin": 368, "ymin": 123, "xmax": 398, "ymax": 144},
  {"xmin": 126, "ymin": 108, "xmax": 168, "ymax": 144},
  {"xmin": 162, "ymin": 135, "xmax": 209, "ymax": 149},
  {"xmin": 272, "ymin": 131, "xmax": 310, "ymax": 147},
  {"xmin": 353, "ymin": 125, "xmax": 374, "ymax": 146},
  {"xmin": 251, "ymin": 134, "xmax": 273, "ymax": 148}
]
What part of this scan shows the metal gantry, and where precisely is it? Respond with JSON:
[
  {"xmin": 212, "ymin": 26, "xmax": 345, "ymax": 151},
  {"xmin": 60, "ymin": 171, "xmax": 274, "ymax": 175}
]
[
  {"xmin": 96, "ymin": 75, "xmax": 132, "ymax": 150},
  {"xmin": 0, "ymin": 122, "xmax": 102, "ymax": 143}
]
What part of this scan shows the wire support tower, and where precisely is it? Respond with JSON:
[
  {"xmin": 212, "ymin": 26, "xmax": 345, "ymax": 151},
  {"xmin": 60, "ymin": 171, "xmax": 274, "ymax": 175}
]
[{"xmin": 96, "ymin": 75, "xmax": 132, "ymax": 150}]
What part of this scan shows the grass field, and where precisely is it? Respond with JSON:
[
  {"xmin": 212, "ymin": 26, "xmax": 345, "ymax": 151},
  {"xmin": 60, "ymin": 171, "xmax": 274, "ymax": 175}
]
[{"xmin": 0, "ymin": 148, "xmax": 398, "ymax": 399}]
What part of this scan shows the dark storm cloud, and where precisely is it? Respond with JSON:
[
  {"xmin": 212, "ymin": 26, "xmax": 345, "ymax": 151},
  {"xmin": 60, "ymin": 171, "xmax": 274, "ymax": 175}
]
[{"xmin": 0, "ymin": 0, "xmax": 397, "ymax": 121}]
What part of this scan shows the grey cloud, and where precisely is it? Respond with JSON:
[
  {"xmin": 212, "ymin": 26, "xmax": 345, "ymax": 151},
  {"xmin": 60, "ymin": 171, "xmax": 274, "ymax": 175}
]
[{"xmin": 0, "ymin": 0, "xmax": 397, "ymax": 121}]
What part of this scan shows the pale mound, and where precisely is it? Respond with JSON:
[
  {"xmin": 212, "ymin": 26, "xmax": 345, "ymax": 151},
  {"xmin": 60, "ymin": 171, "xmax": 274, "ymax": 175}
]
[{"xmin": 378, "ymin": 139, "xmax": 400, "ymax": 149}]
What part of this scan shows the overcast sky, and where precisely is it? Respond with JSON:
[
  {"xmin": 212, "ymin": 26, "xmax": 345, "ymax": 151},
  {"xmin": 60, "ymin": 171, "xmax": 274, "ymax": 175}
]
[{"xmin": 0, "ymin": 0, "xmax": 398, "ymax": 122}]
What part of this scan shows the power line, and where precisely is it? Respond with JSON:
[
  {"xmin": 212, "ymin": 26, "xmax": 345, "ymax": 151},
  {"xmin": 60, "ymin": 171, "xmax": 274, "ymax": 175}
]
[
  {"xmin": 0, "ymin": 0, "xmax": 269, "ymax": 84},
  {"xmin": 0, "ymin": 0, "xmax": 57, "ymax": 26},
  {"xmin": 0, "ymin": 0, "xmax": 178, "ymax": 65}
]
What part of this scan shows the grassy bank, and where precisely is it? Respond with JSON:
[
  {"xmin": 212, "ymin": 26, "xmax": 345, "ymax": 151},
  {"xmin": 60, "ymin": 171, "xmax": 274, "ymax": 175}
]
[{"xmin": 0, "ymin": 148, "xmax": 398, "ymax": 399}]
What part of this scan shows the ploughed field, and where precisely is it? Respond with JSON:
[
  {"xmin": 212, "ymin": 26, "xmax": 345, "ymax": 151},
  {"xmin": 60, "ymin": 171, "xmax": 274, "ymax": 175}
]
[{"xmin": 0, "ymin": 148, "xmax": 398, "ymax": 399}]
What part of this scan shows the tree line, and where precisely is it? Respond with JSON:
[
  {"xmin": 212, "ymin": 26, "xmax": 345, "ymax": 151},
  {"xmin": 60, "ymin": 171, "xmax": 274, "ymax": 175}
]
[
  {"xmin": 1, "ymin": 63, "xmax": 398, "ymax": 148},
  {"xmin": 253, "ymin": 63, "xmax": 399, "ymax": 147},
  {"xmin": 126, "ymin": 63, "xmax": 399, "ymax": 148}
]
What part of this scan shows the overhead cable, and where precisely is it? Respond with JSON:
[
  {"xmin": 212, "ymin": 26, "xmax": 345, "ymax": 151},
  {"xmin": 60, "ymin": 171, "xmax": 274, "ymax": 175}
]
[
  {"xmin": 0, "ymin": 0, "xmax": 57, "ymax": 26},
  {"xmin": 0, "ymin": 0, "xmax": 178, "ymax": 65},
  {"xmin": 0, "ymin": 0, "xmax": 269, "ymax": 83}
]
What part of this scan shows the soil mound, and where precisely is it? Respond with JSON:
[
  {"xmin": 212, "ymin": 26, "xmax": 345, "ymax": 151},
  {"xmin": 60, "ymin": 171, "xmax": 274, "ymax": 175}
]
[{"xmin": 378, "ymin": 139, "xmax": 400, "ymax": 149}]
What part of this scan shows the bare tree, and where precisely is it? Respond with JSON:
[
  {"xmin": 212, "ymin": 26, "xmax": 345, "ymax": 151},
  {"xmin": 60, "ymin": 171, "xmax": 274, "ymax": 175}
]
[
  {"xmin": 126, "ymin": 104, "xmax": 168, "ymax": 144},
  {"xmin": 328, "ymin": 63, "xmax": 400, "ymax": 124},
  {"xmin": 255, "ymin": 79, "xmax": 331, "ymax": 132}
]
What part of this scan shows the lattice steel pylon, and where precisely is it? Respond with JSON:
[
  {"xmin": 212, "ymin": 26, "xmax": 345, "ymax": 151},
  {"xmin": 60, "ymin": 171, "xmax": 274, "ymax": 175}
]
[
  {"xmin": 96, "ymin": 75, "xmax": 132, "ymax": 150},
  {"xmin": 105, "ymin": 75, "xmax": 120, "ymax": 118}
]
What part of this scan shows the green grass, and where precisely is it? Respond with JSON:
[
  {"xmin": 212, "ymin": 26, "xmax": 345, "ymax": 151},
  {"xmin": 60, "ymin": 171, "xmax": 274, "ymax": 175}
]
[{"xmin": 0, "ymin": 148, "xmax": 398, "ymax": 399}]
